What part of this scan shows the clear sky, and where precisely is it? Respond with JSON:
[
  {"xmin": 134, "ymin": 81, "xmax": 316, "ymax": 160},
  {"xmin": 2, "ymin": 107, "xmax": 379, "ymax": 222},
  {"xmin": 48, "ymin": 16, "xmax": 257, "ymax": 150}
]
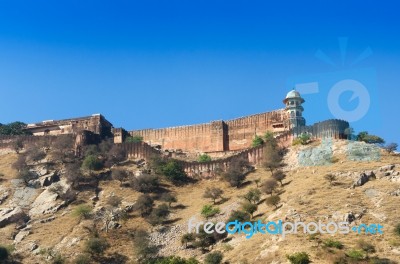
[{"xmin": 0, "ymin": 1, "xmax": 398, "ymax": 144}]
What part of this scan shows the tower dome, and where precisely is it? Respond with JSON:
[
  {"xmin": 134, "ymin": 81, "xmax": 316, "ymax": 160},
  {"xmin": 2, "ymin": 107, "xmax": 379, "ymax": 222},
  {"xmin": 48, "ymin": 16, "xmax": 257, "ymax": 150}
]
[{"xmin": 283, "ymin": 89, "xmax": 306, "ymax": 128}]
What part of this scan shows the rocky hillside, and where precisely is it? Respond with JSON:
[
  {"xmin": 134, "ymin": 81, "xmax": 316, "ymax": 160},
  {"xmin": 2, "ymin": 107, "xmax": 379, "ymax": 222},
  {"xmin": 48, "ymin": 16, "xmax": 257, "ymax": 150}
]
[{"xmin": 1, "ymin": 140, "xmax": 400, "ymax": 264}]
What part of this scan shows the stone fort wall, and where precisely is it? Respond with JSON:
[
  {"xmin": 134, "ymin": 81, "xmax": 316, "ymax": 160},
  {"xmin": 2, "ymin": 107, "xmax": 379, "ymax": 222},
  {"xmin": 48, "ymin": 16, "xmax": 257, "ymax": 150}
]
[{"xmin": 128, "ymin": 109, "xmax": 288, "ymax": 153}]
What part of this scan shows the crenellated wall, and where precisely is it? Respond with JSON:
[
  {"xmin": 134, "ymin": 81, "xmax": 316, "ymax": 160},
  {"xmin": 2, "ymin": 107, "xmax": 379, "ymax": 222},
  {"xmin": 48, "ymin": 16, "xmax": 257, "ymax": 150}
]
[{"xmin": 128, "ymin": 109, "xmax": 288, "ymax": 153}]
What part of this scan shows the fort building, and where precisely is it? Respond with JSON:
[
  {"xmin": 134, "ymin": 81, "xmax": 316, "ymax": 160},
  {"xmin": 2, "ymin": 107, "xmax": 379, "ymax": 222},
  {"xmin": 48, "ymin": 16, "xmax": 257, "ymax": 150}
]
[{"xmin": 21, "ymin": 90, "xmax": 350, "ymax": 154}]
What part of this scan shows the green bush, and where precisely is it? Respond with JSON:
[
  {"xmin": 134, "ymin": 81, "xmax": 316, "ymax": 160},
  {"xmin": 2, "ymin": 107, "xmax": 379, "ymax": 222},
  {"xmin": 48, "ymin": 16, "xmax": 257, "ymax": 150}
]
[
  {"xmin": 345, "ymin": 249, "xmax": 365, "ymax": 260},
  {"xmin": 162, "ymin": 160, "xmax": 188, "ymax": 184},
  {"xmin": 323, "ymin": 239, "xmax": 344, "ymax": 249},
  {"xmin": 198, "ymin": 154, "xmax": 212, "ymax": 163},
  {"xmin": 125, "ymin": 135, "xmax": 143, "ymax": 143},
  {"xmin": 84, "ymin": 237, "xmax": 109, "ymax": 256},
  {"xmin": 252, "ymin": 135, "xmax": 264, "ymax": 147},
  {"xmin": 73, "ymin": 254, "xmax": 91, "ymax": 264},
  {"xmin": 82, "ymin": 155, "xmax": 103, "ymax": 171},
  {"xmin": 72, "ymin": 204, "xmax": 92, "ymax": 219},
  {"xmin": 205, "ymin": 251, "xmax": 223, "ymax": 264},
  {"xmin": 228, "ymin": 210, "xmax": 250, "ymax": 222},
  {"xmin": 201, "ymin": 205, "xmax": 220, "ymax": 218},
  {"xmin": 286, "ymin": 252, "xmax": 311, "ymax": 264}
]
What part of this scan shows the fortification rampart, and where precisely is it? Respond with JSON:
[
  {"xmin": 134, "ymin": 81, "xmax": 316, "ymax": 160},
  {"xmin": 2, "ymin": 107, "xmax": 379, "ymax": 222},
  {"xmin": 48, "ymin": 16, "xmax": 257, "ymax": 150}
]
[{"xmin": 129, "ymin": 109, "xmax": 288, "ymax": 153}]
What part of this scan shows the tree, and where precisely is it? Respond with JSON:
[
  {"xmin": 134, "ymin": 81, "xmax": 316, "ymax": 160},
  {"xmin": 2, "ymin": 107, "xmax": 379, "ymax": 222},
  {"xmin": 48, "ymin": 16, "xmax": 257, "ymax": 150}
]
[
  {"xmin": 112, "ymin": 169, "xmax": 129, "ymax": 186},
  {"xmin": 384, "ymin": 143, "xmax": 398, "ymax": 154},
  {"xmin": 264, "ymin": 131, "xmax": 277, "ymax": 147},
  {"xmin": 104, "ymin": 145, "xmax": 126, "ymax": 167},
  {"xmin": 131, "ymin": 174, "xmax": 160, "ymax": 193},
  {"xmin": 241, "ymin": 202, "xmax": 257, "ymax": 218},
  {"xmin": 148, "ymin": 203, "xmax": 170, "ymax": 225},
  {"xmin": 51, "ymin": 135, "xmax": 75, "ymax": 162},
  {"xmin": 82, "ymin": 155, "xmax": 103, "ymax": 171},
  {"xmin": 357, "ymin": 131, "xmax": 385, "ymax": 144},
  {"xmin": 161, "ymin": 160, "xmax": 188, "ymax": 184},
  {"xmin": 262, "ymin": 143, "xmax": 282, "ymax": 173},
  {"xmin": 13, "ymin": 137, "xmax": 24, "ymax": 154},
  {"xmin": 228, "ymin": 210, "xmax": 250, "ymax": 222},
  {"xmin": 324, "ymin": 173, "xmax": 336, "ymax": 186},
  {"xmin": 243, "ymin": 188, "xmax": 261, "ymax": 204},
  {"xmin": 198, "ymin": 154, "xmax": 212, "ymax": 163},
  {"xmin": 125, "ymin": 135, "xmax": 143, "ymax": 143},
  {"xmin": 298, "ymin": 133, "xmax": 311, "ymax": 145},
  {"xmin": 135, "ymin": 194, "xmax": 154, "ymax": 216},
  {"xmin": 252, "ymin": 135, "xmax": 264, "ymax": 147},
  {"xmin": 64, "ymin": 163, "xmax": 83, "ymax": 189},
  {"xmin": 203, "ymin": 187, "xmax": 224, "ymax": 204},
  {"xmin": 181, "ymin": 233, "xmax": 196, "ymax": 248},
  {"xmin": 133, "ymin": 229, "xmax": 157, "ymax": 262},
  {"xmin": 0, "ymin": 121, "xmax": 30, "ymax": 135},
  {"xmin": 261, "ymin": 179, "xmax": 278, "ymax": 196},
  {"xmin": 272, "ymin": 170, "xmax": 286, "ymax": 186},
  {"xmin": 160, "ymin": 193, "xmax": 177, "ymax": 208},
  {"xmin": 204, "ymin": 251, "xmax": 223, "ymax": 264},
  {"xmin": 266, "ymin": 195, "xmax": 281, "ymax": 209},
  {"xmin": 223, "ymin": 158, "xmax": 251, "ymax": 188}
]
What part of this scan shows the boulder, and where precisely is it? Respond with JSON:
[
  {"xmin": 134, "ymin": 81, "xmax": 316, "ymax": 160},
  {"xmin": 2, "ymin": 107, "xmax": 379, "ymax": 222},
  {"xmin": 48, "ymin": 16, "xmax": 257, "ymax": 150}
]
[
  {"xmin": 29, "ymin": 189, "xmax": 64, "ymax": 217},
  {"xmin": 353, "ymin": 173, "xmax": 369, "ymax": 187},
  {"xmin": 0, "ymin": 207, "xmax": 29, "ymax": 228},
  {"xmin": 380, "ymin": 164, "xmax": 395, "ymax": 172},
  {"xmin": 14, "ymin": 230, "xmax": 30, "ymax": 244}
]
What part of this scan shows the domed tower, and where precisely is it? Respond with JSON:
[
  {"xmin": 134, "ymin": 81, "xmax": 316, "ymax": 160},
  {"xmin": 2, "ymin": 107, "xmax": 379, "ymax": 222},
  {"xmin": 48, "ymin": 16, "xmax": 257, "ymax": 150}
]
[{"xmin": 283, "ymin": 89, "xmax": 306, "ymax": 128}]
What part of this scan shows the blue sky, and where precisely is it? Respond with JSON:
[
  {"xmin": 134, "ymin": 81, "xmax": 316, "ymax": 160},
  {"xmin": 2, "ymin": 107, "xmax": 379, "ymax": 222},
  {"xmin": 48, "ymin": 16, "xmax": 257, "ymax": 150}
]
[{"xmin": 0, "ymin": 1, "xmax": 399, "ymax": 144}]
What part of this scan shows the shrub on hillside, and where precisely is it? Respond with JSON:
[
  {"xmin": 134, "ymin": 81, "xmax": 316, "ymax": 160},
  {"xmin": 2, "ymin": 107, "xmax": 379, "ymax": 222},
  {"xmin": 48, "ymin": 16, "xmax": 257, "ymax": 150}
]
[
  {"xmin": 133, "ymin": 229, "xmax": 157, "ymax": 262},
  {"xmin": 201, "ymin": 205, "xmax": 220, "ymax": 219},
  {"xmin": 84, "ymin": 237, "xmax": 109, "ymax": 256},
  {"xmin": 252, "ymin": 135, "xmax": 264, "ymax": 147},
  {"xmin": 82, "ymin": 155, "xmax": 103, "ymax": 171},
  {"xmin": 241, "ymin": 202, "xmax": 257, "ymax": 218},
  {"xmin": 72, "ymin": 204, "xmax": 92, "ymax": 220},
  {"xmin": 131, "ymin": 174, "xmax": 160, "ymax": 193},
  {"xmin": 161, "ymin": 160, "xmax": 188, "ymax": 184},
  {"xmin": 261, "ymin": 179, "xmax": 278, "ymax": 196},
  {"xmin": 223, "ymin": 158, "xmax": 251, "ymax": 188},
  {"xmin": 125, "ymin": 135, "xmax": 143, "ymax": 143},
  {"xmin": 323, "ymin": 239, "xmax": 344, "ymax": 249},
  {"xmin": 160, "ymin": 193, "xmax": 177, "ymax": 208},
  {"xmin": 286, "ymin": 252, "xmax": 311, "ymax": 264},
  {"xmin": 147, "ymin": 203, "xmax": 170, "ymax": 226},
  {"xmin": 243, "ymin": 188, "xmax": 261, "ymax": 204},
  {"xmin": 73, "ymin": 254, "xmax": 91, "ymax": 264},
  {"xmin": 111, "ymin": 169, "xmax": 129, "ymax": 186},
  {"xmin": 204, "ymin": 251, "xmax": 223, "ymax": 264},
  {"xmin": 265, "ymin": 195, "xmax": 281, "ymax": 209},
  {"xmin": 134, "ymin": 194, "xmax": 154, "ymax": 216}
]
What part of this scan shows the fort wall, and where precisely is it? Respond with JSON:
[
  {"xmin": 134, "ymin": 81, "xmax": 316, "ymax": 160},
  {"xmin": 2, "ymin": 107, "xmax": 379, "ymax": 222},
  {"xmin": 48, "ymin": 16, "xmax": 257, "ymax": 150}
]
[{"xmin": 129, "ymin": 109, "xmax": 288, "ymax": 153}]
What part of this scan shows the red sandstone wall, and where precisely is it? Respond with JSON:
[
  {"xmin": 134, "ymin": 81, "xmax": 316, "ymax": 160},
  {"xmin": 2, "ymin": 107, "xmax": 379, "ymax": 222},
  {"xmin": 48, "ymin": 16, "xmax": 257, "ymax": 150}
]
[
  {"xmin": 129, "ymin": 109, "xmax": 287, "ymax": 153},
  {"xmin": 225, "ymin": 109, "xmax": 286, "ymax": 150}
]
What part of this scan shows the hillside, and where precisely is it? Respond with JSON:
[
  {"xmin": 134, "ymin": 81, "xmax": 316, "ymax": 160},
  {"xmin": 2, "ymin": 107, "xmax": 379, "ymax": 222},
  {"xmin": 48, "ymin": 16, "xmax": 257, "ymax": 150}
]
[{"xmin": 1, "ymin": 140, "xmax": 400, "ymax": 264}]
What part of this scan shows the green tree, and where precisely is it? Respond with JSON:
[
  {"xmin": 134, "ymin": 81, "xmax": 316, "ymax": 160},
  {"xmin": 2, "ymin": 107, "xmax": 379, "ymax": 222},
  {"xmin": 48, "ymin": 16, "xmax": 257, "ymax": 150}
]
[
  {"xmin": 266, "ymin": 195, "xmax": 281, "ymax": 209},
  {"xmin": 181, "ymin": 233, "xmax": 196, "ymax": 248},
  {"xmin": 357, "ymin": 131, "xmax": 385, "ymax": 144},
  {"xmin": 198, "ymin": 154, "xmax": 212, "ymax": 163},
  {"xmin": 272, "ymin": 170, "xmax": 286, "ymax": 186},
  {"xmin": 0, "ymin": 121, "xmax": 31, "ymax": 135},
  {"xmin": 228, "ymin": 210, "xmax": 250, "ymax": 222},
  {"xmin": 82, "ymin": 155, "xmax": 103, "ymax": 171},
  {"xmin": 84, "ymin": 237, "xmax": 109, "ymax": 256},
  {"xmin": 252, "ymin": 135, "xmax": 264, "ymax": 147},
  {"xmin": 162, "ymin": 160, "xmax": 188, "ymax": 184},
  {"xmin": 72, "ymin": 204, "xmax": 92, "ymax": 220},
  {"xmin": 241, "ymin": 201, "xmax": 257, "ymax": 218},
  {"xmin": 261, "ymin": 179, "xmax": 278, "ymax": 196},
  {"xmin": 203, "ymin": 187, "xmax": 224, "ymax": 204},
  {"xmin": 264, "ymin": 131, "xmax": 277, "ymax": 147},
  {"xmin": 243, "ymin": 188, "xmax": 261, "ymax": 204}
]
